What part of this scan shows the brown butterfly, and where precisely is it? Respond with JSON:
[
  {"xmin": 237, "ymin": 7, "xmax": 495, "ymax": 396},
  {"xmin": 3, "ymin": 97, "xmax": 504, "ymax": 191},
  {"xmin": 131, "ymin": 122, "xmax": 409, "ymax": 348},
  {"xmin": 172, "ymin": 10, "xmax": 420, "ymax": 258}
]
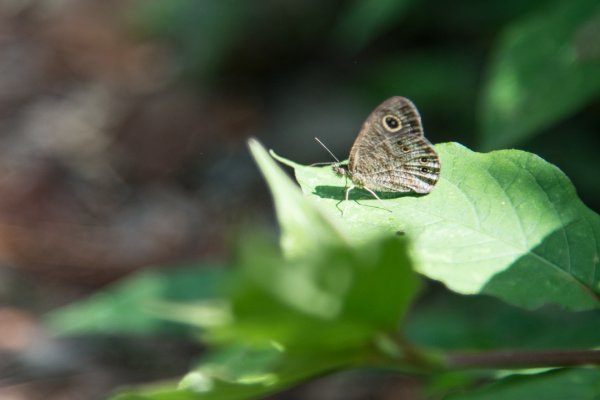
[{"xmin": 333, "ymin": 96, "xmax": 440, "ymax": 203}]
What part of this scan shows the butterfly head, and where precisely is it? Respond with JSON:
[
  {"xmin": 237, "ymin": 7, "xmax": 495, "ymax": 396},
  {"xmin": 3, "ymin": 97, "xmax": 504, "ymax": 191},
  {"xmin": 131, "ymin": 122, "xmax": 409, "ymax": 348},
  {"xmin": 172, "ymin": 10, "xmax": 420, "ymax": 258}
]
[{"xmin": 332, "ymin": 163, "xmax": 350, "ymax": 177}]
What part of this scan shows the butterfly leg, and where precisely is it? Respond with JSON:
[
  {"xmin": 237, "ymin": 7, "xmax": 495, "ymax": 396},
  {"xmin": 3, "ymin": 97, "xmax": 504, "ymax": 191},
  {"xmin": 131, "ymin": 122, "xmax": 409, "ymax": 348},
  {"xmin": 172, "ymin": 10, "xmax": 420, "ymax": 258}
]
[
  {"xmin": 343, "ymin": 185, "xmax": 355, "ymax": 215},
  {"xmin": 345, "ymin": 185, "xmax": 355, "ymax": 202},
  {"xmin": 363, "ymin": 186, "xmax": 392, "ymax": 213},
  {"xmin": 363, "ymin": 186, "xmax": 383, "ymax": 202}
]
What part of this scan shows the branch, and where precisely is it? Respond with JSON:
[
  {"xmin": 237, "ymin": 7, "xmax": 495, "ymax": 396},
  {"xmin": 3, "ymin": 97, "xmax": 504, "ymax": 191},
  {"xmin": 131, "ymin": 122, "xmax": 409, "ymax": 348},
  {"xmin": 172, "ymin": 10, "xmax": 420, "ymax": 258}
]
[{"xmin": 446, "ymin": 349, "xmax": 600, "ymax": 369}]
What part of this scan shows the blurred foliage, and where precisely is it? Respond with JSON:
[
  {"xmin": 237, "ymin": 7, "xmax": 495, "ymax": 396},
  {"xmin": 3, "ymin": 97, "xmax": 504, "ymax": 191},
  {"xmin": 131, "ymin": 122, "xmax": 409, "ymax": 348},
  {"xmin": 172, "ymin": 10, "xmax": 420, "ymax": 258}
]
[
  {"xmin": 48, "ymin": 140, "xmax": 600, "ymax": 399},
  {"xmin": 406, "ymin": 291, "xmax": 600, "ymax": 351},
  {"xmin": 446, "ymin": 368, "xmax": 600, "ymax": 400},
  {"xmin": 123, "ymin": 0, "xmax": 600, "ymax": 211},
  {"xmin": 126, "ymin": 0, "xmax": 341, "ymax": 85},
  {"xmin": 90, "ymin": 233, "xmax": 420, "ymax": 399},
  {"xmin": 127, "ymin": 0, "xmax": 250, "ymax": 82},
  {"xmin": 33, "ymin": 0, "xmax": 600, "ymax": 398},
  {"xmin": 331, "ymin": 0, "xmax": 414, "ymax": 55},
  {"xmin": 361, "ymin": 52, "xmax": 479, "ymax": 138},
  {"xmin": 45, "ymin": 265, "xmax": 227, "ymax": 336},
  {"xmin": 480, "ymin": 0, "xmax": 600, "ymax": 150}
]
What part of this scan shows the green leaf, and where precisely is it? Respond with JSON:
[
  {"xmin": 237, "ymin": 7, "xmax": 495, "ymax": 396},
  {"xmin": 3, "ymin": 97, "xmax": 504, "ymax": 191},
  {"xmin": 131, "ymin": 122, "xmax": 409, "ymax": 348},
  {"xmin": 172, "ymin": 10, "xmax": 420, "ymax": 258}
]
[
  {"xmin": 248, "ymin": 138, "xmax": 347, "ymax": 258},
  {"xmin": 209, "ymin": 236, "xmax": 420, "ymax": 351},
  {"xmin": 110, "ymin": 235, "xmax": 422, "ymax": 400},
  {"xmin": 480, "ymin": 0, "xmax": 600, "ymax": 149},
  {"xmin": 445, "ymin": 368, "xmax": 600, "ymax": 400},
  {"xmin": 248, "ymin": 139, "xmax": 421, "ymax": 348},
  {"xmin": 271, "ymin": 142, "xmax": 600, "ymax": 310},
  {"xmin": 110, "ymin": 345, "xmax": 355, "ymax": 400},
  {"xmin": 110, "ymin": 383, "xmax": 195, "ymax": 400},
  {"xmin": 45, "ymin": 265, "xmax": 227, "ymax": 336}
]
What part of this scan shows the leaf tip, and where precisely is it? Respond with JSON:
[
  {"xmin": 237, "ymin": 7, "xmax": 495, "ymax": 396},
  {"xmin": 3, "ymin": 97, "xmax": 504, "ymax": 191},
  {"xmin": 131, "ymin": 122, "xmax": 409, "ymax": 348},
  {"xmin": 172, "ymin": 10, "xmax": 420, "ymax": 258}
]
[
  {"xmin": 247, "ymin": 137, "xmax": 263, "ymax": 154},
  {"xmin": 269, "ymin": 149, "xmax": 299, "ymax": 169}
]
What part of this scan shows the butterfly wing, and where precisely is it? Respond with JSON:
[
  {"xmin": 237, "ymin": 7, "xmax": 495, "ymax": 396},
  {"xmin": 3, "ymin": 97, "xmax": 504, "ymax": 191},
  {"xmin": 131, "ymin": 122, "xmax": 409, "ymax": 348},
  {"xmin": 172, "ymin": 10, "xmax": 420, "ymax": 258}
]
[{"xmin": 347, "ymin": 96, "xmax": 440, "ymax": 193}]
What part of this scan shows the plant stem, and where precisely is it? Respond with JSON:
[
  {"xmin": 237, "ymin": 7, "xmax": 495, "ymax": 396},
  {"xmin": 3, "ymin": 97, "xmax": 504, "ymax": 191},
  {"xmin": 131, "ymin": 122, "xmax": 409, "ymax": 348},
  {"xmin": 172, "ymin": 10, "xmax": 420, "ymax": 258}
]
[
  {"xmin": 375, "ymin": 335, "xmax": 600, "ymax": 372},
  {"xmin": 446, "ymin": 349, "xmax": 600, "ymax": 369}
]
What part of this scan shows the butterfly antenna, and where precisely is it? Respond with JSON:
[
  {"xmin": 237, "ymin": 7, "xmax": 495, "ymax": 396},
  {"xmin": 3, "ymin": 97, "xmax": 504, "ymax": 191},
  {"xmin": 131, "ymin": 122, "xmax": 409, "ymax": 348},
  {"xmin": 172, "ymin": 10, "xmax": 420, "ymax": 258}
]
[{"xmin": 314, "ymin": 137, "xmax": 340, "ymax": 163}]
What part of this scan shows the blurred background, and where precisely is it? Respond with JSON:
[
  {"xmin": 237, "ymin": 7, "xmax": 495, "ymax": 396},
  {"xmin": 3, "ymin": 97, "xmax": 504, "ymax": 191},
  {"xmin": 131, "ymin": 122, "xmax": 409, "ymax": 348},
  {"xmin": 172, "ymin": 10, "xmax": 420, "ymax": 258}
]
[{"xmin": 0, "ymin": 0, "xmax": 599, "ymax": 399}]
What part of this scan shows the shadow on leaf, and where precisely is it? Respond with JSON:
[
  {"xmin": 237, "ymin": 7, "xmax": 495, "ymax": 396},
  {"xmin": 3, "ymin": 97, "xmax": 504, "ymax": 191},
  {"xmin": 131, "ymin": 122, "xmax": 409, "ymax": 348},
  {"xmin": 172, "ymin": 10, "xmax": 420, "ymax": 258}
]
[
  {"xmin": 481, "ymin": 223, "xmax": 600, "ymax": 310},
  {"xmin": 314, "ymin": 185, "xmax": 422, "ymax": 201}
]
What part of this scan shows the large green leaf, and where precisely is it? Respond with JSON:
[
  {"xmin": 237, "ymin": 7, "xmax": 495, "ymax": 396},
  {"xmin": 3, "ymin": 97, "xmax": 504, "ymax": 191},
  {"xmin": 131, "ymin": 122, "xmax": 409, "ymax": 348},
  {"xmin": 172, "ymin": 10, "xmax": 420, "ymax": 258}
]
[
  {"xmin": 446, "ymin": 368, "xmax": 600, "ymax": 400},
  {"xmin": 269, "ymin": 142, "xmax": 600, "ymax": 310},
  {"xmin": 480, "ymin": 0, "xmax": 600, "ymax": 149}
]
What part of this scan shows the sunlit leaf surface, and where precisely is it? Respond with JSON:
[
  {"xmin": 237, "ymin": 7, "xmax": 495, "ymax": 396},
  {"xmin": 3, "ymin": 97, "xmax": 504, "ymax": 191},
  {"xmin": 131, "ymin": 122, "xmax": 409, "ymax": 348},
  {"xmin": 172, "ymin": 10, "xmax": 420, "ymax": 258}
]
[{"xmin": 270, "ymin": 142, "xmax": 600, "ymax": 310}]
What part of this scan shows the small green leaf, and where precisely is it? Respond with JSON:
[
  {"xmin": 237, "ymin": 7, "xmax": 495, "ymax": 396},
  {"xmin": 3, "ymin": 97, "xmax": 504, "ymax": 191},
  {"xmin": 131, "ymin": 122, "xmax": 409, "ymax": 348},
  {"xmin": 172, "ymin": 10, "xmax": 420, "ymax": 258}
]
[
  {"xmin": 109, "ymin": 345, "xmax": 355, "ymax": 400},
  {"xmin": 445, "ymin": 368, "xmax": 600, "ymax": 400},
  {"xmin": 110, "ymin": 384, "xmax": 195, "ymax": 400},
  {"xmin": 272, "ymin": 142, "xmax": 600, "ymax": 310},
  {"xmin": 45, "ymin": 265, "xmax": 226, "ymax": 336},
  {"xmin": 480, "ymin": 0, "xmax": 600, "ymax": 149},
  {"xmin": 248, "ymin": 138, "xmax": 347, "ymax": 258}
]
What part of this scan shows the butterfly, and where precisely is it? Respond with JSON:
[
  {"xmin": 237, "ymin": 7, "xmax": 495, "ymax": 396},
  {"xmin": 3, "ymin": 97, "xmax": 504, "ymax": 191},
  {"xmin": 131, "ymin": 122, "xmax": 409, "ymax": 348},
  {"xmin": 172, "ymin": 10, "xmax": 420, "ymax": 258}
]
[{"xmin": 332, "ymin": 96, "xmax": 440, "ymax": 204}]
